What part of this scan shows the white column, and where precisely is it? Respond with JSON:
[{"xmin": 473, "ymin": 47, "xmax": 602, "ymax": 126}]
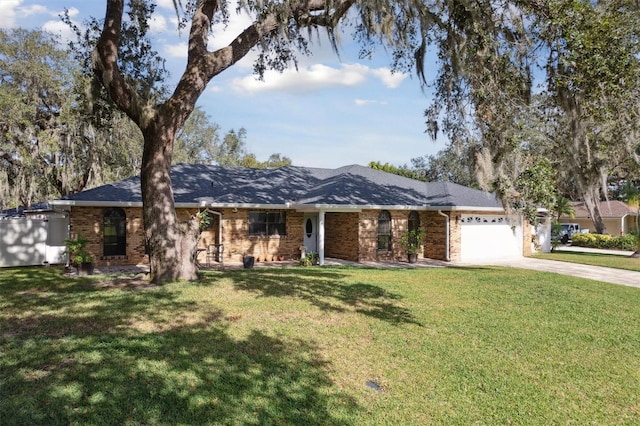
[{"xmin": 318, "ymin": 210, "xmax": 325, "ymax": 265}]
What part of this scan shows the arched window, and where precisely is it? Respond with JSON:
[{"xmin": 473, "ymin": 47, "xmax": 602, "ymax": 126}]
[
  {"xmin": 103, "ymin": 208, "xmax": 126, "ymax": 256},
  {"xmin": 378, "ymin": 210, "xmax": 391, "ymax": 251}
]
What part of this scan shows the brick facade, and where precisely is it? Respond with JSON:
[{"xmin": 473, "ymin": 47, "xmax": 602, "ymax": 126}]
[
  {"xmin": 216, "ymin": 208, "xmax": 304, "ymax": 263},
  {"xmin": 69, "ymin": 206, "xmax": 523, "ymax": 267},
  {"xmin": 325, "ymin": 212, "xmax": 359, "ymax": 261},
  {"xmin": 424, "ymin": 211, "xmax": 452, "ymax": 261},
  {"xmin": 69, "ymin": 206, "xmax": 147, "ymax": 266}
]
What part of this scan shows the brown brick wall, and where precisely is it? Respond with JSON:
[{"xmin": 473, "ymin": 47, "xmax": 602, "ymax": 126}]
[
  {"xmin": 215, "ymin": 208, "xmax": 304, "ymax": 263},
  {"xmin": 69, "ymin": 206, "xmax": 146, "ymax": 266},
  {"xmin": 424, "ymin": 211, "xmax": 451, "ymax": 261},
  {"xmin": 70, "ymin": 207, "xmax": 307, "ymax": 266},
  {"xmin": 70, "ymin": 205, "xmax": 467, "ymax": 266},
  {"xmin": 358, "ymin": 209, "xmax": 429, "ymax": 262},
  {"xmin": 325, "ymin": 212, "xmax": 359, "ymax": 261}
]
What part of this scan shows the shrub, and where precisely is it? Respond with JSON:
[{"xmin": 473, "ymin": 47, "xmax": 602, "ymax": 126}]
[
  {"xmin": 571, "ymin": 233, "xmax": 636, "ymax": 251},
  {"xmin": 616, "ymin": 234, "xmax": 637, "ymax": 251},
  {"xmin": 571, "ymin": 233, "xmax": 595, "ymax": 247}
]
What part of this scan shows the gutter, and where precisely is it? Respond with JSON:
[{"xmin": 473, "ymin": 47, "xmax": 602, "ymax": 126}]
[{"xmin": 438, "ymin": 210, "xmax": 450, "ymax": 261}]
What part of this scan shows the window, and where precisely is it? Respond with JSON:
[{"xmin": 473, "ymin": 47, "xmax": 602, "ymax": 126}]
[
  {"xmin": 407, "ymin": 211, "xmax": 421, "ymax": 248},
  {"xmin": 378, "ymin": 210, "xmax": 391, "ymax": 251},
  {"xmin": 103, "ymin": 208, "xmax": 126, "ymax": 256},
  {"xmin": 249, "ymin": 211, "xmax": 286, "ymax": 236},
  {"xmin": 408, "ymin": 211, "xmax": 420, "ymax": 233}
]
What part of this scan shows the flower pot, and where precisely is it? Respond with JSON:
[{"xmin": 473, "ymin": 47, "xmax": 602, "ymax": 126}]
[
  {"xmin": 407, "ymin": 253, "xmax": 418, "ymax": 264},
  {"xmin": 76, "ymin": 262, "xmax": 94, "ymax": 276},
  {"xmin": 243, "ymin": 256, "xmax": 255, "ymax": 269}
]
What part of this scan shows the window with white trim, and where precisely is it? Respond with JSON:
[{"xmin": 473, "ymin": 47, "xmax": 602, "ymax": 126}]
[{"xmin": 249, "ymin": 211, "xmax": 286, "ymax": 236}]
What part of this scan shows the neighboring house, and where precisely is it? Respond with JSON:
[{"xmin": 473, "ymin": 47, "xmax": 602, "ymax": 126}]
[
  {"xmin": 0, "ymin": 202, "xmax": 69, "ymax": 267},
  {"xmin": 49, "ymin": 163, "xmax": 543, "ymax": 267},
  {"xmin": 560, "ymin": 201, "xmax": 639, "ymax": 235}
]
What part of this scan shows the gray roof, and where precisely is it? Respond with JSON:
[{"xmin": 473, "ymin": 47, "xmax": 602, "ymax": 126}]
[
  {"xmin": 0, "ymin": 202, "xmax": 54, "ymax": 219},
  {"xmin": 52, "ymin": 163, "xmax": 504, "ymax": 211}
]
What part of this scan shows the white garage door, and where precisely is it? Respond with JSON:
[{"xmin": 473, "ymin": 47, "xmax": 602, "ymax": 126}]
[{"xmin": 460, "ymin": 215, "xmax": 523, "ymax": 262}]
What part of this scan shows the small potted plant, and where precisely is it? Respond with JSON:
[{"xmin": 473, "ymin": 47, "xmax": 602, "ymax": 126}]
[
  {"xmin": 400, "ymin": 228, "xmax": 425, "ymax": 263},
  {"xmin": 64, "ymin": 235, "xmax": 95, "ymax": 276},
  {"xmin": 298, "ymin": 251, "xmax": 319, "ymax": 266}
]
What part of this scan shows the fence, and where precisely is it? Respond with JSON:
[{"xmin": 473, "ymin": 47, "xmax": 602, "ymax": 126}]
[{"xmin": 0, "ymin": 215, "xmax": 68, "ymax": 267}]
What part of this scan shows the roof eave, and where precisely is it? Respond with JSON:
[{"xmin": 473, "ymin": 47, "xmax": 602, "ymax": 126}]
[
  {"xmin": 51, "ymin": 200, "xmax": 294, "ymax": 210},
  {"xmin": 51, "ymin": 200, "xmax": 508, "ymax": 213}
]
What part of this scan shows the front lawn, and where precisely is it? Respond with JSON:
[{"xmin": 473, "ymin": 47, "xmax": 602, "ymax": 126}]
[
  {"xmin": 1, "ymin": 266, "xmax": 639, "ymax": 425},
  {"xmin": 534, "ymin": 250, "xmax": 640, "ymax": 272}
]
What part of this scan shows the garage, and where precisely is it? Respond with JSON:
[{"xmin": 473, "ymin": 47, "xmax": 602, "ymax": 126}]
[{"xmin": 459, "ymin": 214, "xmax": 523, "ymax": 262}]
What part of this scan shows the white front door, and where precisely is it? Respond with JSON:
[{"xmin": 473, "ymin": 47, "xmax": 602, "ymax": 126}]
[{"xmin": 303, "ymin": 214, "xmax": 318, "ymax": 254}]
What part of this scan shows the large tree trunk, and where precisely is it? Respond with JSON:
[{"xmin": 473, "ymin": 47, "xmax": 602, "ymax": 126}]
[
  {"xmin": 141, "ymin": 124, "xmax": 199, "ymax": 284},
  {"xmin": 582, "ymin": 190, "xmax": 607, "ymax": 234}
]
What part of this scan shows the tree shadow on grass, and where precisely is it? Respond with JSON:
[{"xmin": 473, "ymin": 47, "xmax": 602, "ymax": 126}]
[
  {"xmin": 207, "ymin": 268, "xmax": 422, "ymax": 326},
  {"xmin": 0, "ymin": 269, "xmax": 358, "ymax": 425}
]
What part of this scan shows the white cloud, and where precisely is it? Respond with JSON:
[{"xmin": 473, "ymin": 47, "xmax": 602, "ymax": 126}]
[
  {"xmin": 207, "ymin": 8, "xmax": 255, "ymax": 51},
  {"xmin": 232, "ymin": 63, "xmax": 407, "ymax": 94},
  {"xmin": 36, "ymin": 7, "xmax": 80, "ymax": 44},
  {"xmin": 232, "ymin": 63, "xmax": 366, "ymax": 94},
  {"xmin": 355, "ymin": 99, "xmax": 388, "ymax": 107},
  {"xmin": 370, "ymin": 68, "xmax": 407, "ymax": 88},
  {"xmin": 18, "ymin": 4, "xmax": 47, "ymax": 16},
  {"xmin": 0, "ymin": 0, "xmax": 23, "ymax": 28},
  {"xmin": 149, "ymin": 13, "xmax": 168, "ymax": 33},
  {"xmin": 42, "ymin": 19, "xmax": 76, "ymax": 43},
  {"xmin": 164, "ymin": 42, "xmax": 188, "ymax": 58},
  {"xmin": 156, "ymin": 0, "xmax": 178, "ymax": 10}
]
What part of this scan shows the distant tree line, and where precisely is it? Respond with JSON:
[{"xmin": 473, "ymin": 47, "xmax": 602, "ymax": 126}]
[{"xmin": 0, "ymin": 28, "xmax": 290, "ymax": 210}]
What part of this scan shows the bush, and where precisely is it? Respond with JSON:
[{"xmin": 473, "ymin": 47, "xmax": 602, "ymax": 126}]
[
  {"xmin": 616, "ymin": 234, "xmax": 638, "ymax": 251},
  {"xmin": 571, "ymin": 233, "xmax": 637, "ymax": 251}
]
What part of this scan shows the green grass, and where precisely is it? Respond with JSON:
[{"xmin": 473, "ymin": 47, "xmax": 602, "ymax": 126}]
[
  {"xmin": 1, "ymin": 266, "xmax": 639, "ymax": 425},
  {"xmin": 534, "ymin": 251, "xmax": 640, "ymax": 272}
]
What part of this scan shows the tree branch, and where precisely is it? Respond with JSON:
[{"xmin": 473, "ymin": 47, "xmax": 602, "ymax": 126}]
[{"xmin": 93, "ymin": 0, "xmax": 143, "ymax": 126}]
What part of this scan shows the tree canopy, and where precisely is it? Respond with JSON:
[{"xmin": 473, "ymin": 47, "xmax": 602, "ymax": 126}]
[{"xmin": 0, "ymin": 28, "xmax": 143, "ymax": 209}]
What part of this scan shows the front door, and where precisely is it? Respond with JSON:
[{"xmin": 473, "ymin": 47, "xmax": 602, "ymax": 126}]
[{"xmin": 303, "ymin": 214, "xmax": 318, "ymax": 254}]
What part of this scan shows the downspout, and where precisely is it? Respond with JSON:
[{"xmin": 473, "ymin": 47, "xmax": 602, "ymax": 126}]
[{"xmin": 438, "ymin": 210, "xmax": 450, "ymax": 261}]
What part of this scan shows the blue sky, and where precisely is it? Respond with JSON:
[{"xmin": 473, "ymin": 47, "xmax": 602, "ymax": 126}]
[{"xmin": 0, "ymin": 0, "xmax": 447, "ymax": 168}]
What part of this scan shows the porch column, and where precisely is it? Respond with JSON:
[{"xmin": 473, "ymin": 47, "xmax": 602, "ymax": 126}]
[{"xmin": 318, "ymin": 210, "xmax": 326, "ymax": 265}]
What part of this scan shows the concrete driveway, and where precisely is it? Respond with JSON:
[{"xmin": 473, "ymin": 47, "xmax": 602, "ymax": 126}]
[{"xmin": 484, "ymin": 252, "xmax": 640, "ymax": 289}]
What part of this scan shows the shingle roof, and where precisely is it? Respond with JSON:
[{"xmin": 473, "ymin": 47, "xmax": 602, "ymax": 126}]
[
  {"xmin": 52, "ymin": 163, "xmax": 504, "ymax": 210},
  {"xmin": 0, "ymin": 202, "xmax": 53, "ymax": 219},
  {"xmin": 564, "ymin": 200, "xmax": 638, "ymax": 219}
]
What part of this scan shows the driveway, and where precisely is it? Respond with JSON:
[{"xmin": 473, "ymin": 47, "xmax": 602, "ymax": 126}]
[{"xmin": 484, "ymin": 256, "xmax": 640, "ymax": 289}]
